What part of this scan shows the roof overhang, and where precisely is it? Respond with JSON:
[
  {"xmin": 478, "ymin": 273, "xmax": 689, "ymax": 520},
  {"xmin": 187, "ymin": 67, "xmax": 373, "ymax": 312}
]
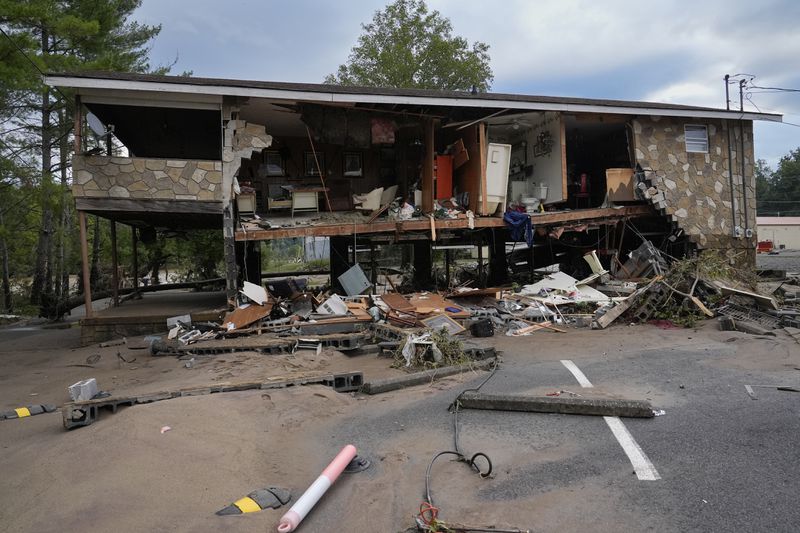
[{"xmin": 45, "ymin": 73, "xmax": 783, "ymax": 123}]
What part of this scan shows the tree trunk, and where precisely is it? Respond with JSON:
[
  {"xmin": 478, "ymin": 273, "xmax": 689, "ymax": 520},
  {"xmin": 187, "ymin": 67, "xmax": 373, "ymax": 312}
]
[
  {"xmin": 30, "ymin": 29, "xmax": 54, "ymax": 305},
  {"xmin": 0, "ymin": 208, "xmax": 12, "ymax": 313},
  {"xmin": 55, "ymin": 107, "xmax": 71, "ymax": 301}
]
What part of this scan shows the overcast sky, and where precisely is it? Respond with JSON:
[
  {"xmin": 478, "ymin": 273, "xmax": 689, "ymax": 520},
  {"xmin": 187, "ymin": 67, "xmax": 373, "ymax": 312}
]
[{"xmin": 134, "ymin": 0, "xmax": 800, "ymax": 168}]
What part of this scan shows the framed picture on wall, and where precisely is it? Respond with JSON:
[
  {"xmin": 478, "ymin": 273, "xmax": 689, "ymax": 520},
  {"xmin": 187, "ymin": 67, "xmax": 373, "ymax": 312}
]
[
  {"xmin": 263, "ymin": 150, "xmax": 285, "ymax": 176},
  {"xmin": 304, "ymin": 151, "xmax": 325, "ymax": 176},
  {"xmin": 343, "ymin": 152, "xmax": 363, "ymax": 177}
]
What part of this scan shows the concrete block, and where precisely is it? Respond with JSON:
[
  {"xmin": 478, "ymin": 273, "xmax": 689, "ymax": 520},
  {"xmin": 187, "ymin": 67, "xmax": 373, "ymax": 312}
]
[{"xmin": 68, "ymin": 378, "xmax": 98, "ymax": 401}]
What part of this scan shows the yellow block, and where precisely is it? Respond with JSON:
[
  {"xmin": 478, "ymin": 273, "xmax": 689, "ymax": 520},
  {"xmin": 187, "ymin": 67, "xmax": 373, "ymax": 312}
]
[
  {"xmin": 233, "ymin": 497, "xmax": 261, "ymax": 513},
  {"xmin": 14, "ymin": 407, "xmax": 31, "ymax": 418}
]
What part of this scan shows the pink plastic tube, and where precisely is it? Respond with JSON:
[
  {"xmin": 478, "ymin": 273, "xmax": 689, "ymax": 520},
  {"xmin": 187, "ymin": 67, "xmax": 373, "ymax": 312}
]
[{"xmin": 277, "ymin": 444, "xmax": 357, "ymax": 532}]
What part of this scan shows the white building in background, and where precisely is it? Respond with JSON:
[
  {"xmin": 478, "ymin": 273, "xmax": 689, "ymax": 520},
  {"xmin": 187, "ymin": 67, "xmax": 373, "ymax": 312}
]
[{"xmin": 757, "ymin": 217, "xmax": 800, "ymax": 249}]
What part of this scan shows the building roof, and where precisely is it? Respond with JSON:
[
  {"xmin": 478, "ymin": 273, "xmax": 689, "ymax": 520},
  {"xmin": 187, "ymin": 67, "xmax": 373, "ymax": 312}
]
[
  {"xmin": 757, "ymin": 217, "xmax": 800, "ymax": 225},
  {"xmin": 45, "ymin": 70, "xmax": 782, "ymax": 122}
]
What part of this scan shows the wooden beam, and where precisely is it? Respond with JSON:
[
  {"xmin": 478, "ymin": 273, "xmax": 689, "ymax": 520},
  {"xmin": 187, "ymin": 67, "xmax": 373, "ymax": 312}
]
[
  {"xmin": 478, "ymin": 122, "xmax": 488, "ymax": 215},
  {"xmin": 110, "ymin": 221, "xmax": 119, "ymax": 307},
  {"xmin": 236, "ymin": 205, "xmax": 653, "ymax": 241},
  {"xmin": 73, "ymin": 95, "xmax": 82, "ymax": 153},
  {"xmin": 422, "ymin": 118, "xmax": 435, "ymax": 213},
  {"xmin": 78, "ymin": 211, "xmax": 93, "ymax": 318},
  {"xmin": 131, "ymin": 226, "xmax": 139, "ymax": 293}
]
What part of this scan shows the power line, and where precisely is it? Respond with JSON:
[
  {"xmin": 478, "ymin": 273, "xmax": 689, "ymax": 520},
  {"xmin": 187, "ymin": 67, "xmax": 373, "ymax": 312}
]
[{"xmin": 0, "ymin": 26, "xmax": 70, "ymax": 101}]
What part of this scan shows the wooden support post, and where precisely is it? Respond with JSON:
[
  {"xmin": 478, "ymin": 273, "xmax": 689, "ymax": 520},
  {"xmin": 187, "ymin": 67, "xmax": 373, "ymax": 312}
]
[
  {"xmin": 445, "ymin": 249, "xmax": 451, "ymax": 287},
  {"xmin": 477, "ymin": 239, "xmax": 484, "ymax": 287},
  {"xmin": 329, "ymin": 236, "xmax": 350, "ymax": 294},
  {"xmin": 223, "ymin": 203, "xmax": 238, "ymax": 305},
  {"xmin": 110, "ymin": 221, "xmax": 119, "ymax": 307},
  {"xmin": 412, "ymin": 240, "xmax": 432, "ymax": 288},
  {"xmin": 243, "ymin": 241, "xmax": 261, "ymax": 285},
  {"xmin": 131, "ymin": 226, "xmax": 139, "ymax": 293},
  {"xmin": 78, "ymin": 211, "xmax": 92, "ymax": 318},
  {"xmin": 422, "ymin": 118, "xmax": 435, "ymax": 213},
  {"xmin": 488, "ymin": 228, "xmax": 508, "ymax": 286},
  {"xmin": 73, "ymin": 95, "xmax": 82, "ymax": 153},
  {"xmin": 478, "ymin": 122, "xmax": 488, "ymax": 216}
]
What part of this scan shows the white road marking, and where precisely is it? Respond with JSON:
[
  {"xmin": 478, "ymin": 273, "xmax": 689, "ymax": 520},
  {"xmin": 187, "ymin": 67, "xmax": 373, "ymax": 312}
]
[
  {"xmin": 602, "ymin": 416, "xmax": 661, "ymax": 480},
  {"xmin": 560, "ymin": 359, "xmax": 594, "ymax": 388},
  {"xmin": 560, "ymin": 359, "xmax": 661, "ymax": 481}
]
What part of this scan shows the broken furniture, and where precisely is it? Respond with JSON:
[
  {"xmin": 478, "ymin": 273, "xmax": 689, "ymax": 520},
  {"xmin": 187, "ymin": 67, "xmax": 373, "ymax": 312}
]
[
  {"xmin": 267, "ymin": 184, "xmax": 292, "ymax": 211},
  {"xmin": 281, "ymin": 185, "xmax": 329, "ymax": 217}
]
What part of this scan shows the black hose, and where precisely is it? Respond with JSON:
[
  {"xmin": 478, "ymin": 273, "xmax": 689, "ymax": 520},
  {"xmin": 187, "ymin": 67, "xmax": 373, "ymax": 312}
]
[{"xmin": 423, "ymin": 360, "xmax": 500, "ymax": 510}]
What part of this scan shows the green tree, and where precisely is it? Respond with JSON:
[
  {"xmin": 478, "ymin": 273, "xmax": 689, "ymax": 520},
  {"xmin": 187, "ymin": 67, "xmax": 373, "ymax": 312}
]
[
  {"xmin": 325, "ymin": 0, "xmax": 493, "ymax": 91},
  {"xmin": 0, "ymin": 0, "xmax": 162, "ymax": 309}
]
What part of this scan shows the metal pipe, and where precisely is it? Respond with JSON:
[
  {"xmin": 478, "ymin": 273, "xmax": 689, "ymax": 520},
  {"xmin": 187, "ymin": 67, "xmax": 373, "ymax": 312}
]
[
  {"xmin": 723, "ymin": 75, "xmax": 738, "ymax": 235},
  {"xmin": 739, "ymin": 79, "xmax": 749, "ymax": 231}
]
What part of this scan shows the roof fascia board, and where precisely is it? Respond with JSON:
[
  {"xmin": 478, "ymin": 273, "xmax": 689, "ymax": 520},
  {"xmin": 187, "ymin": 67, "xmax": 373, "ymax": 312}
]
[
  {"xmin": 81, "ymin": 94, "xmax": 221, "ymax": 111},
  {"xmin": 46, "ymin": 75, "xmax": 782, "ymax": 123}
]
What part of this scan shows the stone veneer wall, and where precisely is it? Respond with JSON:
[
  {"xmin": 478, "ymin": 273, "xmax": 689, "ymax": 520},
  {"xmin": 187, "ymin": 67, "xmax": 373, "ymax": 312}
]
[
  {"xmin": 632, "ymin": 116, "xmax": 756, "ymax": 258},
  {"xmin": 72, "ymin": 155, "xmax": 223, "ymax": 201}
]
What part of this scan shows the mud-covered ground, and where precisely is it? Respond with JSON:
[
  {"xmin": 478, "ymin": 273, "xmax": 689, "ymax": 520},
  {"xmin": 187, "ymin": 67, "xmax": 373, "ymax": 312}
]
[{"xmin": 1, "ymin": 320, "xmax": 799, "ymax": 532}]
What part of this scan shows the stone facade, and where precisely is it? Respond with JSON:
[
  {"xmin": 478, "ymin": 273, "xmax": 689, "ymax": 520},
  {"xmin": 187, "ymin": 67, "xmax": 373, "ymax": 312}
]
[
  {"xmin": 72, "ymin": 155, "xmax": 223, "ymax": 202},
  {"xmin": 632, "ymin": 116, "xmax": 756, "ymax": 258}
]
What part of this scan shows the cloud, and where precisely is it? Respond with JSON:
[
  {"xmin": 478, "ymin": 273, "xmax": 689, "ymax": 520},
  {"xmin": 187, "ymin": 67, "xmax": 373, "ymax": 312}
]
[{"xmin": 131, "ymin": 0, "xmax": 800, "ymax": 163}]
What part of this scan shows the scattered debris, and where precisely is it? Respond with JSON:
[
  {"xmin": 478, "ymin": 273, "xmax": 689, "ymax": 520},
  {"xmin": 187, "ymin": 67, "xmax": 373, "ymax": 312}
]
[
  {"xmin": 361, "ymin": 358, "xmax": 497, "ymax": 395},
  {"xmin": 160, "ymin": 425, "xmax": 171, "ymax": 434}
]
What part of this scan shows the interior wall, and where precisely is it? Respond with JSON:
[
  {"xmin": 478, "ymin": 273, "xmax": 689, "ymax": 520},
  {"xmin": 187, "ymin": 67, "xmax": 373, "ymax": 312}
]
[
  {"xmin": 237, "ymin": 136, "xmax": 393, "ymax": 211},
  {"xmin": 526, "ymin": 112, "xmax": 565, "ymax": 204},
  {"xmin": 565, "ymin": 115, "xmax": 631, "ymax": 207}
]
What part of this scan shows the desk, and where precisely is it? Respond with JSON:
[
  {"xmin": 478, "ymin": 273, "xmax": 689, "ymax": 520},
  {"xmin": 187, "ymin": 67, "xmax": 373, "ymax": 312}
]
[{"xmin": 281, "ymin": 185, "xmax": 329, "ymax": 217}]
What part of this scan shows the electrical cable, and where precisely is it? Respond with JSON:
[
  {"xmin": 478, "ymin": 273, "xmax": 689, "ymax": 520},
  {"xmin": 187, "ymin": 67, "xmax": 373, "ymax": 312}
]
[{"xmin": 419, "ymin": 361, "xmax": 500, "ymax": 530}]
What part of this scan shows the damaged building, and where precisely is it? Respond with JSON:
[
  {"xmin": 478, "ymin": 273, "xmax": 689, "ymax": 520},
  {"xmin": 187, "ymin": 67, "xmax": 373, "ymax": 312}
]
[{"xmin": 44, "ymin": 71, "xmax": 781, "ymax": 340}]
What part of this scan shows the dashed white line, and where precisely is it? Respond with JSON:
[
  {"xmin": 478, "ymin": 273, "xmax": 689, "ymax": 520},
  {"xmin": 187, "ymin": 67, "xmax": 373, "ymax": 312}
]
[
  {"xmin": 602, "ymin": 416, "xmax": 661, "ymax": 480},
  {"xmin": 560, "ymin": 359, "xmax": 661, "ymax": 481},
  {"xmin": 560, "ymin": 359, "xmax": 594, "ymax": 388}
]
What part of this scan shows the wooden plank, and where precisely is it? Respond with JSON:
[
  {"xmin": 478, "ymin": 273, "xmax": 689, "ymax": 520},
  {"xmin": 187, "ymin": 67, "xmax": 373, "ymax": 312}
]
[
  {"xmin": 78, "ymin": 211, "xmax": 93, "ymax": 318},
  {"xmin": 478, "ymin": 122, "xmax": 488, "ymax": 215},
  {"xmin": 422, "ymin": 118, "xmax": 435, "ymax": 213},
  {"xmin": 222, "ymin": 303, "xmax": 273, "ymax": 330},
  {"xmin": 456, "ymin": 124, "xmax": 482, "ymax": 213},
  {"xmin": 381, "ymin": 293, "xmax": 415, "ymax": 312},
  {"xmin": 235, "ymin": 205, "xmax": 652, "ymax": 241}
]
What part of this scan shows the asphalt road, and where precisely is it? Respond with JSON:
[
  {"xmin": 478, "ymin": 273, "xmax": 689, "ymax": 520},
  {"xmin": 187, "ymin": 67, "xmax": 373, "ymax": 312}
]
[
  {"xmin": 313, "ymin": 328, "xmax": 800, "ymax": 532},
  {"xmin": 757, "ymin": 249, "xmax": 800, "ymax": 273}
]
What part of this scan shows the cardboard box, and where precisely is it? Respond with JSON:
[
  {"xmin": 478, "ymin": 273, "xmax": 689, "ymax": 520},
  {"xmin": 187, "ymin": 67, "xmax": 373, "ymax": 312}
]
[{"xmin": 606, "ymin": 168, "xmax": 635, "ymax": 202}]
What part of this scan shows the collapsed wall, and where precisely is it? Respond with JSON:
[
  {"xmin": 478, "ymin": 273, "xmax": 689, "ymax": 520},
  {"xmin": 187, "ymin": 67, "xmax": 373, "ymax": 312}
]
[{"xmin": 632, "ymin": 116, "xmax": 756, "ymax": 263}]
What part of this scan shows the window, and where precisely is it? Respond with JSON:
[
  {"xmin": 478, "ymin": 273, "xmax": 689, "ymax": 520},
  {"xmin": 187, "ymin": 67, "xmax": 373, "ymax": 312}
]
[
  {"xmin": 684, "ymin": 125, "xmax": 708, "ymax": 153},
  {"xmin": 343, "ymin": 152, "xmax": 363, "ymax": 177},
  {"xmin": 262, "ymin": 151, "xmax": 284, "ymax": 176},
  {"xmin": 304, "ymin": 151, "xmax": 325, "ymax": 176}
]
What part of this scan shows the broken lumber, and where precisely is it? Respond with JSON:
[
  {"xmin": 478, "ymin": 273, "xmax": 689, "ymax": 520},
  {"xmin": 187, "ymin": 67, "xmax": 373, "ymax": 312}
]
[
  {"xmin": 593, "ymin": 277, "xmax": 661, "ymax": 329},
  {"xmin": 360, "ymin": 358, "xmax": 496, "ymax": 395},
  {"xmin": 457, "ymin": 392, "xmax": 654, "ymax": 418}
]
